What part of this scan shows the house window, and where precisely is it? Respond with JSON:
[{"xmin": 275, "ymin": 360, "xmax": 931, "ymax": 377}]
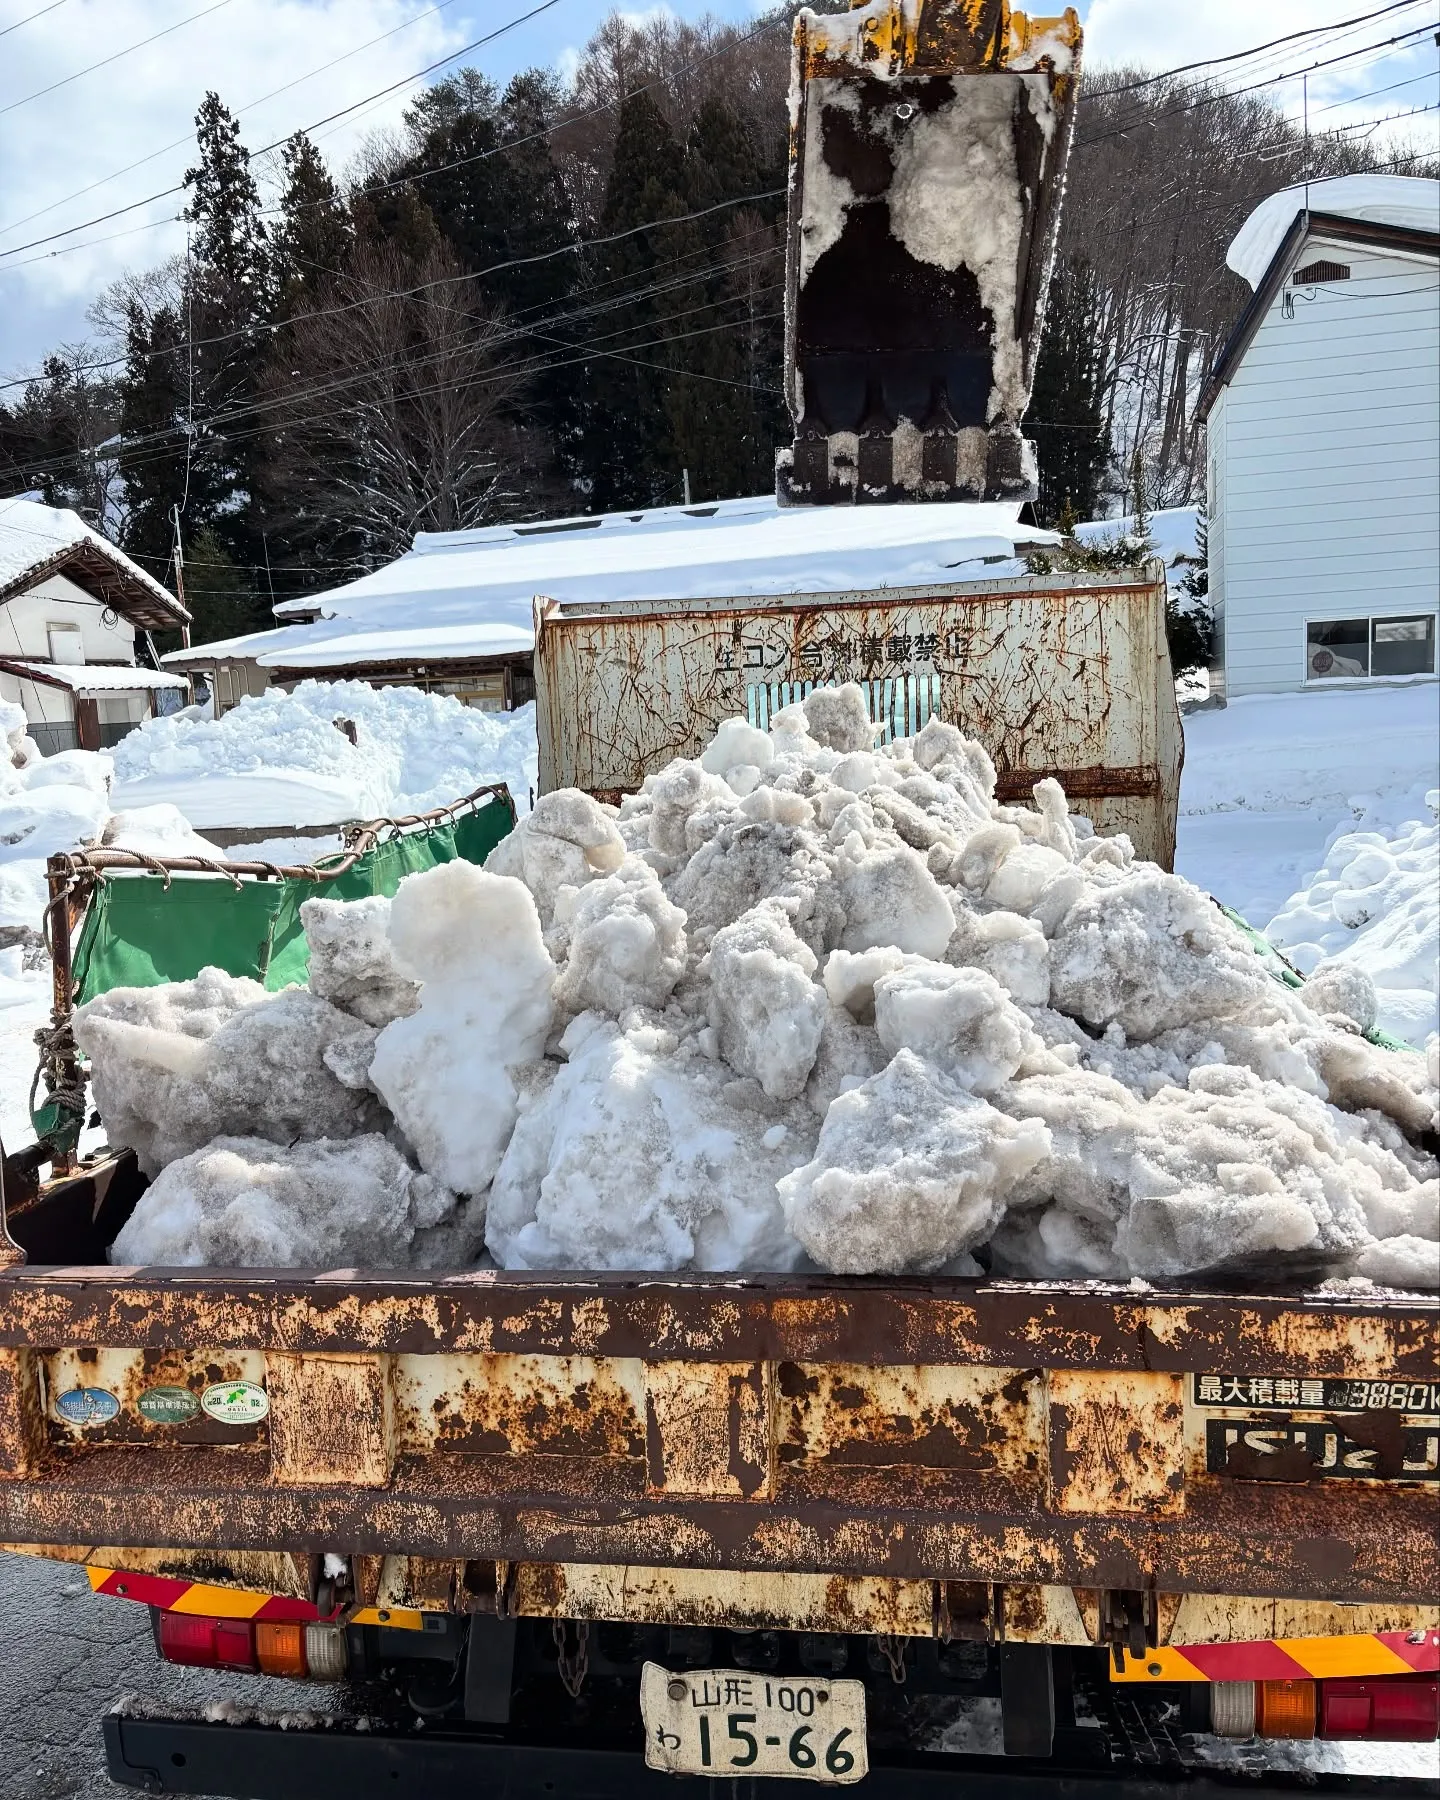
[
  {"xmin": 1372, "ymin": 615, "xmax": 1436, "ymax": 678},
  {"xmin": 1306, "ymin": 616, "xmax": 1436, "ymax": 682},
  {"xmin": 47, "ymin": 623, "xmax": 85, "ymax": 664},
  {"xmin": 96, "ymin": 692, "xmax": 148, "ymax": 749}
]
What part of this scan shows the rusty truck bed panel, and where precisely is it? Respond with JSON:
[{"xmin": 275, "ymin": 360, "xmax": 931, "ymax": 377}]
[
  {"xmin": 1, "ymin": 1271, "xmax": 1435, "ymax": 1609},
  {"xmin": 532, "ymin": 570, "xmax": 1184, "ymax": 868}
]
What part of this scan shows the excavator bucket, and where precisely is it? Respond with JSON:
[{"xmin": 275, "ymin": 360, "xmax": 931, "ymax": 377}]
[{"xmin": 777, "ymin": 0, "xmax": 1082, "ymax": 507}]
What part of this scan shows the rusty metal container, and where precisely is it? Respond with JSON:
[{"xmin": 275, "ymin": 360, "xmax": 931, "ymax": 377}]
[{"xmin": 534, "ymin": 564, "xmax": 1183, "ymax": 869}]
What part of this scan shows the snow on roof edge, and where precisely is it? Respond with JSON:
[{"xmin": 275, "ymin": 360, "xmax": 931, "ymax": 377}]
[{"xmin": 1225, "ymin": 175, "xmax": 1440, "ymax": 290}]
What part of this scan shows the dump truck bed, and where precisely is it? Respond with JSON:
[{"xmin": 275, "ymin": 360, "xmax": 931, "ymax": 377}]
[{"xmin": 3, "ymin": 1250, "xmax": 1436, "ymax": 1652}]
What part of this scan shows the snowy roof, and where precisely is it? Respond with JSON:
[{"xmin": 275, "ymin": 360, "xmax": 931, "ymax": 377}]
[
  {"xmin": 1074, "ymin": 507, "xmax": 1199, "ymax": 567},
  {"xmin": 0, "ymin": 496, "xmax": 189, "ymax": 629},
  {"xmin": 1226, "ymin": 176, "xmax": 1440, "ymax": 290},
  {"xmin": 0, "ymin": 658, "xmax": 189, "ymax": 694},
  {"xmin": 177, "ymin": 495, "xmax": 1052, "ymax": 670}
]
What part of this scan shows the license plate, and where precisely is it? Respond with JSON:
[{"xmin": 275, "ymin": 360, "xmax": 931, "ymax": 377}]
[{"xmin": 640, "ymin": 1663, "xmax": 868, "ymax": 1783}]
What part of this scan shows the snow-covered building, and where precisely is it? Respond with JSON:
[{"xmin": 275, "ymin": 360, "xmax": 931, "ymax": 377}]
[
  {"xmin": 1199, "ymin": 176, "xmax": 1439, "ymax": 699},
  {"xmin": 0, "ymin": 498, "xmax": 190, "ymax": 753},
  {"xmin": 163, "ymin": 495, "xmax": 1051, "ymax": 712}
]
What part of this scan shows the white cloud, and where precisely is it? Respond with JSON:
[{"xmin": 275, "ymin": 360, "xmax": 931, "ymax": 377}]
[{"xmin": 0, "ymin": 0, "xmax": 468, "ymax": 370}]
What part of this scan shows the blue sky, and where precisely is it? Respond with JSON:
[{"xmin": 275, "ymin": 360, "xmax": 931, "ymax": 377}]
[{"xmin": 0, "ymin": 0, "xmax": 1436, "ymax": 379}]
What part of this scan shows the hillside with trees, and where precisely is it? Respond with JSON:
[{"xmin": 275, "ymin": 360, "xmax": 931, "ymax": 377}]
[{"xmin": 1, "ymin": 3, "xmax": 1433, "ymax": 640}]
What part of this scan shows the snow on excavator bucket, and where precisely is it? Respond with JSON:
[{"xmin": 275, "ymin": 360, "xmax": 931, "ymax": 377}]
[{"xmin": 777, "ymin": 0, "xmax": 1082, "ymax": 507}]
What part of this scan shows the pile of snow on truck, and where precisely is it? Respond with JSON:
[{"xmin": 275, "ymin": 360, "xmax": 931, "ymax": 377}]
[{"xmin": 78, "ymin": 685, "xmax": 1438, "ymax": 1288}]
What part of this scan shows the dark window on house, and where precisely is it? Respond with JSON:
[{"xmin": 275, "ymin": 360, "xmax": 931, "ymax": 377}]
[
  {"xmin": 1372, "ymin": 615, "xmax": 1436, "ymax": 678},
  {"xmin": 1293, "ymin": 259, "xmax": 1351, "ymax": 285},
  {"xmin": 1306, "ymin": 616, "xmax": 1437, "ymax": 681},
  {"xmin": 1306, "ymin": 619, "xmax": 1369, "ymax": 679}
]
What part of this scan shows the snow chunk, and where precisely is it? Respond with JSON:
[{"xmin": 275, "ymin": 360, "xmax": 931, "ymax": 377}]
[
  {"xmin": 484, "ymin": 788, "xmax": 624, "ymax": 924},
  {"xmin": 112, "ymin": 1134, "xmax": 446, "ymax": 1268},
  {"xmin": 1353, "ymin": 1235, "xmax": 1439, "ymax": 1292},
  {"xmin": 803, "ymin": 683, "xmax": 878, "ymax": 753},
  {"xmin": 778, "ymin": 1050, "xmax": 1051, "ymax": 1274},
  {"xmin": 75, "ymin": 971, "xmax": 382, "ymax": 1177},
  {"xmin": 1049, "ymin": 872, "xmax": 1270, "ymax": 1038},
  {"xmin": 369, "ymin": 863, "xmax": 555, "ymax": 1195},
  {"xmin": 705, "ymin": 900, "xmax": 827, "ymax": 1100},
  {"xmin": 873, "ymin": 963, "xmax": 1038, "ymax": 1094},
  {"xmin": 554, "ymin": 860, "xmax": 687, "ymax": 1015},
  {"xmin": 301, "ymin": 895, "xmax": 419, "ymax": 1027},
  {"xmin": 700, "ymin": 718, "xmax": 775, "ymax": 784},
  {"xmin": 839, "ymin": 843, "xmax": 954, "ymax": 958},
  {"xmin": 487, "ymin": 1012, "xmax": 816, "ymax": 1271}
]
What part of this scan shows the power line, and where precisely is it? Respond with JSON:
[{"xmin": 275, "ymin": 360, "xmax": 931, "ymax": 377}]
[
  {"xmin": 1077, "ymin": 21, "xmax": 1440, "ymax": 147},
  {"xmin": 0, "ymin": 0, "xmax": 567, "ymax": 257},
  {"xmin": 1087, "ymin": 0, "xmax": 1433, "ymax": 97},
  {"xmin": 0, "ymin": 0, "xmax": 238, "ymax": 119},
  {"xmin": 5, "ymin": 233, "xmax": 786, "ymax": 481},
  {"xmin": 1312, "ymin": 66, "xmax": 1440, "ymax": 111},
  {"xmin": 0, "ymin": 184, "xmax": 785, "ymax": 395},
  {"xmin": 0, "ymin": 0, "xmax": 67, "ymax": 38},
  {"xmin": 0, "ymin": 0, "xmax": 469, "ymax": 241}
]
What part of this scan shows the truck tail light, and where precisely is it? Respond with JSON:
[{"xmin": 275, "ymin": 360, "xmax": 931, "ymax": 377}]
[
  {"xmin": 304, "ymin": 1622, "xmax": 349, "ymax": 1680},
  {"xmin": 255, "ymin": 1620, "xmax": 307, "ymax": 1677},
  {"xmin": 1257, "ymin": 1678, "xmax": 1317, "ymax": 1739},
  {"xmin": 158, "ymin": 1611, "xmax": 257, "ymax": 1672},
  {"xmin": 1321, "ymin": 1675, "xmax": 1439, "ymax": 1742},
  {"xmin": 1211, "ymin": 1675, "xmax": 1438, "ymax": 1743},
  {"xmin": 155, "ymin": 1610, "xmax": 349, "ymax": 1681}
]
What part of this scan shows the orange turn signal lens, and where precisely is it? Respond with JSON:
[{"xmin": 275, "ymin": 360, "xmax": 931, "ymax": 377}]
[
  {"xmin": 255, "ymin": 1619, "xmax": 308, "ymax": 1678},
  {"xmin": 1258, "ymin": 1678, "xmax": 1317, "ymax": 1739}
]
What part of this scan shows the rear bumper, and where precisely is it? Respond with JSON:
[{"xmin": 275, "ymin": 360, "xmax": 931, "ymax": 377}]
[{"xmin": 102, "ymin": 1713, "xmax": 1433, "ymax": 1800}]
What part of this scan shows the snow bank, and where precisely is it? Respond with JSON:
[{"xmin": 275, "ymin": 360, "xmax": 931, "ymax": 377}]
[
  {"xmin": 1265, "ymin": 788, "xmax": 1438, "ymax": 1045},
  {"xmin": 85, "ymin": 687, "xmax": 1438, "ymax": 1288},
  {"xmin": 110, "ymin": 681, "xmax": 537, "ymax": 828},
  {"xmin": 1176, "ymin": 687, "xmax": 1439, "ymax": 1047}
]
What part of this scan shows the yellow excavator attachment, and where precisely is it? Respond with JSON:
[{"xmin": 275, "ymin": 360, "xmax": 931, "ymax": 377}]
[{"xmin": 778, "ymin": 0, "xmax": 1083, "ymax": 506}]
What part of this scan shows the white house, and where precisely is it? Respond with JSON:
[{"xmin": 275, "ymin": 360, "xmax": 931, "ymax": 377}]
[
  {"xmin": 1200, "ymin": 175, "xmax": 1439, "ymax": 698},
  {"xmin": 0, "ymin": 497, "xmax": 191, "ymax": 753}
]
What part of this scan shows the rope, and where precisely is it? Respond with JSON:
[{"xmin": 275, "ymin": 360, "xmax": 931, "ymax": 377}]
[{"xmin": 28, "ymin": 1015, "xmax": 87, "ymax": 1124}]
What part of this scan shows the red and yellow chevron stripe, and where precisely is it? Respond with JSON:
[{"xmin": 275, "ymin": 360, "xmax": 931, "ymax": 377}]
[
  {"xmin": 85, "ymin": 1566, "xmax": 423, "ymax": 1630},
  {"xmin": 1112, "ymin": 1630, "xmax": 1440, "ymax": 1683}
]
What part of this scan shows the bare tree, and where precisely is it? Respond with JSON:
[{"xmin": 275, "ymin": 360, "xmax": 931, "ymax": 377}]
[{"xmin": 259, "ymin": 238, "xmax": 534, "ymax": 565}]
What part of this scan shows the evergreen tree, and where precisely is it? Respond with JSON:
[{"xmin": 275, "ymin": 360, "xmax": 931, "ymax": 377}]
[
  {"xmin": 159, "ymin": 522, "xmax": 271, "ymax": 653},
  {"xmin": 0, "ymin": 352, "xmax": 118, "ymax": 524},
  {"xmin": 180, "ymin": 93, "xmax": 274, "ymax": 566},
  {"xmin": 578, "ymin": 89, "xmax": 689, "ymax": 509},
  {"xmin": 659, "ymin": 100, "xmax": 783, "ymax": 502},
  {"xmin": 1028, "ymin": 255, "xmax": 1110, "ymax": 528},
  {"xmin": 271, "ymin": 132, "xmax": 352, "ymax": 317},
  {"xmin": 116, "ymin": 300, "xmax": 199, "ymax": 573}
]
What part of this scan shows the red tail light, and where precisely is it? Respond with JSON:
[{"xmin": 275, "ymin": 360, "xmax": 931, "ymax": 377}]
[
  {"xmin": 155, "ymin": 1610, "xmax": 347, "ymax": 1680},
  {"xmin": 158, "ymin": 1611, "xmax": 257, "ymax": 1671},
  {"xmin": 1321, "ymin": 1675, "xmax": 1439, "ymax": 1742}
]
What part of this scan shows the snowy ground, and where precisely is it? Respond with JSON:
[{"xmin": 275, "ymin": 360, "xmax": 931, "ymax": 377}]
[{"xmin": 1175, "ymin": 682, "xmax": 1438, "ymax": 1044}]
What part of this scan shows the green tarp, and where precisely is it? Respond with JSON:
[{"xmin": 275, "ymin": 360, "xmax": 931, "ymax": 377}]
[{"xmin": 69, "ymin": 793, "xmax": 514, "ymax": 1007}]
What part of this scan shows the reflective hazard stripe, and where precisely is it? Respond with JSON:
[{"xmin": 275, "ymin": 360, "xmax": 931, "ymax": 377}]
[
  {"xmin": 83, "ymin": 1565, "xmax": 419, "ymax": 1626},
  {"xmin": 1112, "ymin": 1631, "xmax": 1440, "ymax": 1683}
]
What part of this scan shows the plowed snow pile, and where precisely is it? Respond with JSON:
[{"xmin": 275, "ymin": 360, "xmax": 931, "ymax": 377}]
[{"xmin": 80, "ymin": 687, "xmax": 1438, "ymax": 1288}]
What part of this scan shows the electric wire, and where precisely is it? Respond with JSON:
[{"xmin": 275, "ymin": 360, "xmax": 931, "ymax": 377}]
[{"xmin": 0, "ymin": 0, "xmax": 239, "ymax": 119}]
